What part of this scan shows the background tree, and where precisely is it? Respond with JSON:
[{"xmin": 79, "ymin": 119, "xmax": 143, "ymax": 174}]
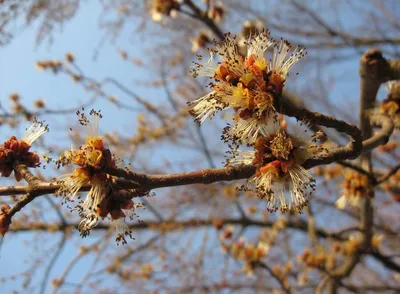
[{"xmin": 0, "ymin": 0, "xmax": 399, "ymax": 293}]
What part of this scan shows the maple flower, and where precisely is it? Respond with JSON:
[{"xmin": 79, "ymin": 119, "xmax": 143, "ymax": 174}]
[
  {"xmin": 226, "ymin": 119, "xmax": 324, "ymax": 213},
  {"xmin": 22, "ymin": 120, "xmax": 49, "ymax": 145},
  {"xmin": 269, "ymin": 39, "xmax": 307, "ymax": 82},
  {"xmin": 188, "ymin": 30, "xmax": 306, "ymax": 127},
  {"xmin": 188, "ymin": 30, "xmax": 306, "ymax": 150},
  {"xmin": 112, "ymin": 200, "xmax": 143, "ymax": 245},
  {"xmin": 335, "ymin": 172, "xmax": 371, "ymax": 210},
  {"xmin": 189, "ymin": 30, "xmax": 273, "ymax": 123},
  {"xmin": 222, "ymin": 112, "xmax": 277, "ymax": 145},
  {"xmin": 57, "ymin": 110, "xmax": 123, "ymax": 238},
  {"xmin": 222, "ymin": 235, "xmax": 269, "ymax": 277},
  {"xmin": 0, "ymin": 119, "xmax": 48, "ymax": 181},
  {"xmin": 150, "ymin": 0, "xmax": 180, "ymax": 22},
  {"xmin": 241, "ymin": 20, "xmax": 264, "ymax": 40},
  {"xmin": 379, "ymin": 80, "xmax": 400, "ymax": 128},
  {"xmin": 191, "ymin": 32, "xmax": 211, "ymax": 53}
]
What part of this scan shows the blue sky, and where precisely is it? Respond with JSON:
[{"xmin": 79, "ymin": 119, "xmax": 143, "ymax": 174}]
[
  {"xmin": 0, "ymin": 2, "xmax": 142, "ymax": 293},
  {"xmin": 0, "ymin": 2, "xmax": 208, "ymax": 291}
]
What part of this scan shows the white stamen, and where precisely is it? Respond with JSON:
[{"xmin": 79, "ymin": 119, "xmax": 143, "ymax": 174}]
[
  {"xmin": 57, "ymin": 173, "xmax": 89, "ymax": 201},
  {"xmin": 85, "ymin": 113, "xmax": 101, "ymax": 138},
  {"xmin": 269, "ymin": 39, "xmax": 306, "ymax": 78},
  {"xmin": 188, "ymin": 91, "xmax": 228, "ymax": 124},
  {"xmin": 247, "ymin": 30, "xmax": 274, "ymax": 59},
  {"xmin": 22, "ymin": 120, "xmax": 48, "ymax": 145}
]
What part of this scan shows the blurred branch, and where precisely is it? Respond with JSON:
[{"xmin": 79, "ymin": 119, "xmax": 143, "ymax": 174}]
[
  {"xmin": 253, "ymin": 261, "xmax": 291, "ymax": 294},
  {"xmin": 318, "ymin": 49, "xmax": 399, "ymax": 293},
  {"xmin": 362, "ymin": 114, "xmax": 394, "ymax": 154},
  {"xmin": 376, "ymin": 164, "xmax": 400, "ymax": 185},
  {"xmin": 9, "ymin": 216, "xmax": 400, "ymax": 273}
]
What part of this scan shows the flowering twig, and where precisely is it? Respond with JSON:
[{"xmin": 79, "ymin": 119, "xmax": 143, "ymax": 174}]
[
  {"xmin": 253, "ymin": 261, "xmax": 291, "ymax": 294},
  {"xmin": 106, "ymin": 165, "xmax": 256, "ymax": 188}
]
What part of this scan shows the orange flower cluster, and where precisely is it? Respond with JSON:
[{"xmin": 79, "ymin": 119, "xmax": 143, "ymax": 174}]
[
  {"xmin": 220, "ymin": 231, "xmax": 269, "ymax": 276},
  {"xmin": 227, "ymin": 120, "xmax": 323, "ymax": 213},
  {"xmin": 57, "ymin": 110, "xmax": 140, "ymax": 244},
  {"xmin": 336, "ymin": 171, "xmax": 372, "ymax": 210},
  {"xmin": 191, "ymin": 32, "xmax": 211, "ymax": 52},
  {"xmin": 0, "ymin": 136, "xmax": 40, "ymax": 181},
  {"xmin": 299, "ymin": 248, "xmax": 336, "ymax": 270},
  {"xmin": 343, "ymin": 172, "xmax": 370, "ymax": 198},
  {"xmin": 207, "ymin": 2, "xmax": 225, "ymax": 22},
  {"xmin": 189, "ymin": 31, "xmax": 326, "ymax": 214},
  {"xmin": 189, "ymin": 31, "xmax": 306, "ymax": 131},
  {"xmin": 65, "ymin": 138, "xmax": 115, "ymax": 173},
  {"xmin": 0, "ymin": 120, "xmax": 47, "ymax": 181},
  {"xmin": 379, "ymin": 81, "xmax": 400, "ymax": 128},
  {"xmin": 150, "ymin": 0, "xmax": 180, "ymax": 22},
  {"xmin": 35, "ymin": 59, "xmax": 63, "ymax": 73},
  {"xmin": 332, "ymin": 239, "xmax": 362, "ymax": 256}
]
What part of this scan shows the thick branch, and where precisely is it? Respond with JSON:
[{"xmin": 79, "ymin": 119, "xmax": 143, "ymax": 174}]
[
  {"xmin": 362, "ymin": 114, "xmax": 394, "ymax": 154},
  {"xmin": 322, "ymin": 49, "xmax": 398, "ymax": 291}
]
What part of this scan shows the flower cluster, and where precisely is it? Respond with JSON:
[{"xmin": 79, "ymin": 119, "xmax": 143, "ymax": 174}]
[
  {"xmin": 299, "ymin": 247, "xmax": 336, "ymax": 270},
  {"xmin": 331, "ymin": 233, "xmax": 383, "ymax": 258},
  {"xmin": 189, "ymin": 30, "xmax": 305, "ymax": 127},
  {"xmin": 188, "ymin": 30, "xmax": 321, "ymax": 213},
  {"xmin": 191, "ymin": 32, "xmax": 211, "ymax": 53},
  {"xmin": 270, "ymin": 263, "xmax": 292, "ymax": 288},
  {"xmin": 238, "ymin": 20, "xmax": 264, "ymax": 51},
  {"xmin": 150, "ymin": 0, "xmax": 180, "ymax": 22},
  {"xmin": 35, "ymin": 59, "xmax": 62, "ymax": 73},
  {"xmin": 227, "ymin": 119, "xmax": 324, "ymax": 213},
  {"xmin": 241, "ymin": 20, "xmax": 264, "ymax": 40},
  {"xmin": 207, "ymin": 2, "xmax": 225, "ymax": 22},
  {"xmin": 335, "ymin": 171, "xmax": 371, "ymax": 210},
  {"xmin": 0, "ymin": 120, "xmax": 48, "ymax": 181},
  {"xmin": 220, "ymin": 236, "xmax": 269, "ymax": 277},
  {"xmin": 380, "ymin": 80, "xmax": 400, "ymax": 128},
  {"xmin": 56, "ymin": 110, "xmax": 138, "ymax": 244},
  {"xmin": 382, "ymin": 168, "xmax": 400, "ymax": 202}
]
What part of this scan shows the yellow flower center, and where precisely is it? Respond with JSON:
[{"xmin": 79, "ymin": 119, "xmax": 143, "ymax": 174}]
[
  {"xmin": 86, "ymin": 150, "xmax": 103, "ymax": 167},
  {"xmin": 71, "ymin": 150, "xmax": 86, "ymax": 166},
  {"xmin": 254, "ymin": 57, "xmax": 267, "ymax": 71},
  {"xmin": 231, "ymin": 83, "xmax": 249, "ymax": 108},
  {"xmin": 239, "ymin": 73, "xmax": 254, "ymax": 86},
  {"xmin": 270, "ymin": 132, "xmax": 294, "ymax": 160}
]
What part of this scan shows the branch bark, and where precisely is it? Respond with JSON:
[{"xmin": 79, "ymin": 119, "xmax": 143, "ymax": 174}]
[{"xmin": 319, "ymin": 49, "xmax": 400, "ymax": 292}]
